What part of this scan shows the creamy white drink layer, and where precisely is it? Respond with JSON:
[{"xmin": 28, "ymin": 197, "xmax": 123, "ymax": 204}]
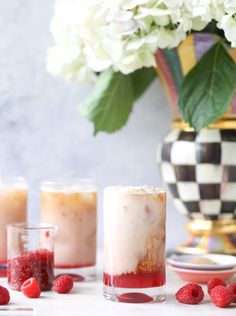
[
  {"xmin": 104, "ymin": 186, "xmax": 166, "ymax": 275},
  {"xmin": 41, "ymin": 186, "xmax": 97, "ymax": 266}
]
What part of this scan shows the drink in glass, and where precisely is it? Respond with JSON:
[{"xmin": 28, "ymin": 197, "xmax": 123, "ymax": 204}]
[
  {"xmin": 41, "ymin": 179, "xmax": 97, "ymax": 281},
  {"xmin": 0, "ymin": 178, "xmax": 27, "ymax": 276},
  {"xmin": 103, "ymin": 186, "xmax": 166, "ymax": 303}
]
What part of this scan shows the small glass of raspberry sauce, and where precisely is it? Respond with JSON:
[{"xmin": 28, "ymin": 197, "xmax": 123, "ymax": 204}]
[{"xmin": 6, "ymin": 223, "xmax": 57, "ymax": 291}]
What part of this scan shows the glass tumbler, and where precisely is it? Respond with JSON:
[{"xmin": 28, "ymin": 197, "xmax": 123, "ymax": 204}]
[
  {"xmin": 0, "ymin": 177, "xmax": 27, "ymax": 277},
  {"xmin": 7, "ymin": 223, "xmax": 57, "ymax": 291},
  {"xmin": 103, "ymin": 186, "xmax": 166, "ymax": 303},
  {"xmin": 41, "ymin": 179, "xmax": 97, "ymax": 281}
]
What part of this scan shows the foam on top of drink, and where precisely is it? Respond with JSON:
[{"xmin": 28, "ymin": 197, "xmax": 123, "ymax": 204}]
[
  {"xmin": 41, "ymin": 180, "xmax": 96, "ymax": 193},
  {"xmin": 0, "ymin": 178, "xmax": 27, "ymax": 190},
  {"xmin": 104, "ymin": 185, "xmax": 165, "ymax": 195}
]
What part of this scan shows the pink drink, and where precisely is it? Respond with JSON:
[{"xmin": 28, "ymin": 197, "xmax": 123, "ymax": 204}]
[
  {"xmin": 41, "ymin": 180, "xmax": 97, "ymax": 281},
  {"xmin": 0, "ymin": 178, "xmax": 27, "ymax": 275},
  {"xmin": 103, "ymin": 186, "xmax": 166, "ymax": 303}
]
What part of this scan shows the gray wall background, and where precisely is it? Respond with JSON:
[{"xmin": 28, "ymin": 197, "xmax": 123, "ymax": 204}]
[{"xmin": 0, "ymin": 0, "xmax": 187, "ymax": 250}]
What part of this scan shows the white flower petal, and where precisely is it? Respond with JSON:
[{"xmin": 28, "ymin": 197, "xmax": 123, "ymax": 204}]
[{"xmin": 47, "ymin": 0, "xmax": 236, "ymax": 81}]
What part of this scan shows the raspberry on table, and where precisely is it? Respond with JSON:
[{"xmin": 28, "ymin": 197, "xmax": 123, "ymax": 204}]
[
  {"xmin": 207, "ymin": 277, "xmax": 226, "ymax": 295},
  {"xmin": 53, "ymin": 275, "xmax": 74, "ymax": 294},
  {"xmin": 228, "ymin": 282, "xmax": 236, "ymax": 303},
  {"xmin": 175, "ymin": 283, "xmax": 204, "ymax": 304},
  {"xmin": 21, "ymin": 278, "xmax": 41, "ymax": 298},
  {"xmin": 210, "ymin": 285, "xmax": 233, "ymax": 308},
  {"xmin": 0, "ymin": 286, "xmax": 10, "ymax": 305}
]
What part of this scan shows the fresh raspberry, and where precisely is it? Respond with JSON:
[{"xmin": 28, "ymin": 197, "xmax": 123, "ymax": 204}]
[
  {"xmin": 210, "ymin": 285, "xmax": 233, "ymax": 308},
  {"xmin": 53, "ymin": 275, "xmax": 73, "ymax": 294},
  {"xmin": 0, "ymin": 286, "xmax": 10, "ymax": 305},
  {"xmin": 21, "ymin": 278, "xmax": 41, "ymax": 298},
  {"xmin": 228, "ymin": 282, "xmax": 236, "ymax": 303},
  {"xmin": 207, "ymin": 277, "xmax": 226, "ymax": 295},
  {"xmin": 175, "ymin": 283, "xmax": 204, "ymax": 304}
]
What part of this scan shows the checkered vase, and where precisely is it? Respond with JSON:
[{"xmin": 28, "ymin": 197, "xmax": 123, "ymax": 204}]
[{"xmin": 160, "ymin": 128, "xmax": 236, "ymax": 221}]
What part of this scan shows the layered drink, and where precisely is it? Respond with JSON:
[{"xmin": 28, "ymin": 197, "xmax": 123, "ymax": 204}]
[
  {"xmin": 0, "ymin": 178, "xmax": 27, "ymax": 276},
  {"xmin": 103, "ymin": 186, "xmax": 166, "ymax": 303},
  {"xmin": 41, "ymin": 180, "xmax": 97, "ymax": 281}
]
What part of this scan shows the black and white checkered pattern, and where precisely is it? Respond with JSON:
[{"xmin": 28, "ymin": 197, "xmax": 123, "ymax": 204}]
[{"xmin": 160, "ymin": 129, "xmax": 236, "ymax": 220}]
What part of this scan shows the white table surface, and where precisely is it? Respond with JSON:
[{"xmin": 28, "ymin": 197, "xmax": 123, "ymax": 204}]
[{"xmin": 1, "ymin": 252, "xmax": 236, "ymax": 316}]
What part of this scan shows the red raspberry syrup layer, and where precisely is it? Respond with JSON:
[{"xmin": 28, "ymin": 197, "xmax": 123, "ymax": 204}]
[
  {"xmin": 57, "ymin": 274, "xmax": 85, "ymax": 282},
  {"xmin": 0, "ymin": 263, "xmax": 7, "ymax": 277},
  {"xmin": 55, "ymin": 262, "xmax": 95, "ymax": 282},
  {"xmin": 103, "ymin": 269, "xmax": 165, "ymax": 289},
  {"xmin": 55, "ymin": 262, "xmax": 95, "ymax": 269},
  {"xmin": 8, "ymin": 249, "xmax": 54, "ymax": 291},
  {"xmin": 118, "ymin": 292, "xmax": 153, "ymax": 303}
]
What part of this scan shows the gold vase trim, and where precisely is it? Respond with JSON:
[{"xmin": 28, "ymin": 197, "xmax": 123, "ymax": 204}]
[
  {"xmin": 175, "ymin": 219, "xmax": 236, "ymax": 255},
  {"xmin": 172, "ymin": 117, "xmax": 236, "ymax": 131},
  {"xmin": 186, "ymin": 219, "xmax": 236, "ymax": 235}
]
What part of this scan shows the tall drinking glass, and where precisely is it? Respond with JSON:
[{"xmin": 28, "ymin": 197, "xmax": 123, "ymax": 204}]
[
  {"xmin": 0, "ymin": 177, "xmax": 27, "ymax": 276},
  {"xmin": 41, "ymin": 179, "xmax": 97, "ymax": 281},
  {"xmin": 103, "ymin": 186, "xmax": 166, "ymax": 303}
]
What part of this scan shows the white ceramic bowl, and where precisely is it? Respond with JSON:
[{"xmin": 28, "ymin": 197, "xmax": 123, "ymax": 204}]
[{"xmin": 167, "ymin": 254, "xmax": 236, "ymax": 271}]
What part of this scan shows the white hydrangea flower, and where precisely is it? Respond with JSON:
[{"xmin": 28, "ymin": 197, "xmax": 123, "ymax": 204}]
[
  {"xmin": 183, "ymin": 0, "xmax": 224, "ymax": 23},
  {"xmin": 218, "ymin": 14, "xmax": 236, "ymax": 47},
  {"xmin": 46, "ymin": 0, "xmax": 236, "ymax": 83},
  {"xmin": 47, "ymin": 45, "xmax": 97, "ymax": 83},
  {"xmin": 216, "ymin": 0, "xmax": 236, "ymax": 46},
  {"xmin": 223, "ymin": 0, "xmax": 236, "ymax": 14}
]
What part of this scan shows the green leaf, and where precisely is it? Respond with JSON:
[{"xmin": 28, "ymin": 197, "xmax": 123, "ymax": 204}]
[
  {"xmin": 178, "ymin": 41, "xmax": 236, "ymax": 131},
  {"xmin": 80, "ymin": 68, "xmax": 134, "ymax": 135},
  {"xmin": 130, "ymin": 67, "xmax": 156, "ymax": 101}
]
